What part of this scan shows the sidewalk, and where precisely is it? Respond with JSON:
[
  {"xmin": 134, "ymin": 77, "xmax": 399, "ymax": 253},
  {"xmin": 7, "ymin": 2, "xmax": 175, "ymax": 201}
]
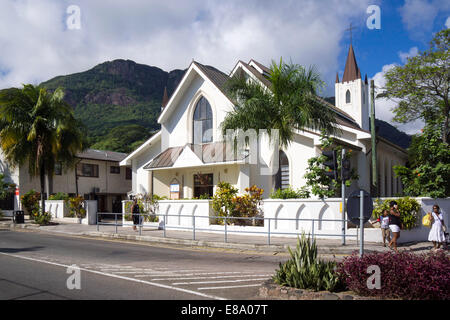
[{"xmin": 0, "ymin": 218, "xmax": 436, "ymax": 256}]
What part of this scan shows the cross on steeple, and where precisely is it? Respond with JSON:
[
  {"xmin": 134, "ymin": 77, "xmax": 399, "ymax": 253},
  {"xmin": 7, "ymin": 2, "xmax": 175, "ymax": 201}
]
[{"xmin": 345, "ymin": 22, "xmax": 356, "ymax": 44}]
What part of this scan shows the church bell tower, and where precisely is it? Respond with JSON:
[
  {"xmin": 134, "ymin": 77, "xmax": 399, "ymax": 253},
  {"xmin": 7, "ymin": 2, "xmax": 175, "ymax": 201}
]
[{"xmin": 335, "ymin": 44, "xmax": 369, "ymax": 130}]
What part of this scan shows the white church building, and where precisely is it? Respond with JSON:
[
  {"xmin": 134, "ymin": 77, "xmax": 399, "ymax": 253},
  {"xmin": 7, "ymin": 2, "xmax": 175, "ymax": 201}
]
[{"xmin": 120, "ymin": 45, "xmax": 407, "ymax": 200}]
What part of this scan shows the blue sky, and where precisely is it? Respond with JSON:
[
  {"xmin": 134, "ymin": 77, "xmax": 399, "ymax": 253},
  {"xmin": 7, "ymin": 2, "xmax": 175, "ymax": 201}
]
[{"xmin": 0, "ymin": 0, "xmax": 448, "ymax": 134}]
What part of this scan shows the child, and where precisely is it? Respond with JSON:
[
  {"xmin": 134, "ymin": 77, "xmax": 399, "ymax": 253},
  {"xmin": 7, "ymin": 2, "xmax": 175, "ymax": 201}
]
[{"xmin": 380, "ymin": 209, "xmax": 391, "ymax": 247}]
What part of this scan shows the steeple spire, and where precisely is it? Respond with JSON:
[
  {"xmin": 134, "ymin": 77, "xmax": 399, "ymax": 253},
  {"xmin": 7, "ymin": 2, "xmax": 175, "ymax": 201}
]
[
  {"xmin": 342, "ymin": 44, "xmax": 361, "ymax": 83},
  {"xmin": 335, "ymin": 72, "xmax": 339, "ymax": 83}
]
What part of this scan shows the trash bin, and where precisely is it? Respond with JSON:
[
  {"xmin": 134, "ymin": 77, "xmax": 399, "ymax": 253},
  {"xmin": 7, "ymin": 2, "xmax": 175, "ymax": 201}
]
[{"xmin": 13, "ymin": 210, "xmax": 24, "ymax": 224}]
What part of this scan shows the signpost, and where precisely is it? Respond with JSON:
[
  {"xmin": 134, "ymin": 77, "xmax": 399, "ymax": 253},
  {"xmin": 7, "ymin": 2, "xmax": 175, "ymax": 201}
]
[{"xmin": 347, "ymin": 189, "xmax": 373, "ymax": 256}]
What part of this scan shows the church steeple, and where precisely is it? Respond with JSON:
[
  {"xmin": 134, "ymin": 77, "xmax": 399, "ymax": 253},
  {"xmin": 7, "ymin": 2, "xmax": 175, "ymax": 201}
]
[{"xmin": 342, "ymin": 44, "xmax": 361, "ymax": 83}]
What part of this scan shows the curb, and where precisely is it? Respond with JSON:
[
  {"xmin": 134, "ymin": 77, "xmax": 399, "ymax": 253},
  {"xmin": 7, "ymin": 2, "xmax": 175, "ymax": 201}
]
[
  {"xmin": 0, "ymin": 221, "xmax": 365, "ymax": 255},
  {"xmin": 258, "ymin": 280, "xmax": 378, "ymax": 300}
]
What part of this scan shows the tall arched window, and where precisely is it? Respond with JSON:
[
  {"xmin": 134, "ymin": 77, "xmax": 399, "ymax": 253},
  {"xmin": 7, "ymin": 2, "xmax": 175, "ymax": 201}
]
[
  {"xmin": 345, "ymin": 89, "xmax": 351, "ymax": 104},
  {"xmin": 193, "ymin": 96, "xmax": 213, "ymax": 144},
  {"xmin": 275, "ymin": 150, "xmax": 289, "ymax": 190}
]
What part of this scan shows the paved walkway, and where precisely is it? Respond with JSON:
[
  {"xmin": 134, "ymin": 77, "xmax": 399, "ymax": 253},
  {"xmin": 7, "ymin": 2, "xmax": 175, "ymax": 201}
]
[{"xmin": 0, "ymin": 218, "xmax": 441, "ymax": 256}]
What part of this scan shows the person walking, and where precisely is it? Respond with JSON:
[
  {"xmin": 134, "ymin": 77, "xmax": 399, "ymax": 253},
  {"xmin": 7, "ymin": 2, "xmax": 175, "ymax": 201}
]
[
  {"xmin": 388, "ymin": 201, "xmax": 401, "ymax": 253},
  {"xmin": 131, "ymin": 197, "xmax": 140, "ymax": 231},
  {"xmin": 428, "ymin": 204, "xmax": 446, "ymax": 251}
]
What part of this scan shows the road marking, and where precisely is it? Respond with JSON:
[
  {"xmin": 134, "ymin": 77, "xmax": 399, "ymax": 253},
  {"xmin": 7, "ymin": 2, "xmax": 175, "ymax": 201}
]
[
  {"xmin": 172, "ymin": 278, "xmax": 268, "ymax": 285},
  {"xmin": 198, "ymin": 284, "xmax": 262, "ymax": 290},
  {"xmin": 149, "ymin": 274, "xmax": 272, "ymax": 281},
  {"xmin": 148, "ymin": 271, "xmax": 258, "ymax": 278},
  {"xmin": 0, "ymin": 252, "xmax": 226, "ymax": 300}
]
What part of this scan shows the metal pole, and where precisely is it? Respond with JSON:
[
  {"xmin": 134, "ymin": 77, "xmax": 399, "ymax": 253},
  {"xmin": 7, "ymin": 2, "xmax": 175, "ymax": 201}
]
[
  {"xmin": 370, "ymin": 79, "xmax": 378, "ymax": 197},
  {"xmin": 96, "ymin": 211, "xmax": 99, "ymax": 232},
  {"xmin": 360, "ymin": 190, "xmax": 364, "ymax": 257},
  {"xmin": 267, "ymin": 218, "xmax": 271, "ymax": 245},
  {"xmin": 224, "ymin": 216, "xmax": 228, "ymax": 243},
  {"xmin": 115, "ymin": 213, "xmax": 118, "ymax": 234},
  {"xmin": 342, "ymin": 148, "xmax": 346, "ymax": 245},
  {"xmin": 163, "ymin": 214, "xmax": 166, "ymax": 238},
  {"xmin": 193, "ymin": 215, "xmax": 196, "ymax": 240}
]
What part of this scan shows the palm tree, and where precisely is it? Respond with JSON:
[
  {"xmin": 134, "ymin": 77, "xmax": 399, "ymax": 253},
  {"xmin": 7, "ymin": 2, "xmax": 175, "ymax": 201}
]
[
  {"xmin": 0, "ymin": 84, "xmax": 86, "ymax": 216},
  {"xmin": 222, "ymin": 59, "xmax": 339, "ymax": 147}
]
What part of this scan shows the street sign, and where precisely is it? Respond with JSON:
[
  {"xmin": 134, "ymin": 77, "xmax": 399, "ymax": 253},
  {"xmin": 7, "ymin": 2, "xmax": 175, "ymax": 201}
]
[{"xmin": 347, "ymin": 189, "xmax": 373, "ymax": 224}]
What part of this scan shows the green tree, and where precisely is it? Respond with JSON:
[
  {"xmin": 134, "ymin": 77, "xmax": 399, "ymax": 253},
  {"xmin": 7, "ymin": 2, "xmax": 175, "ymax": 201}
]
[
  {"xmin": 381, "ymin": 28, "xmax": 449, "ymax": 143},
  {"xmin": 221, "ymin": 58, "xmax": 338, "ymax": 148},
  {"xmin": 393, "ymin": 119, "xmax": 450, "ymax": 198},
  {"xmin": 304, "ymin": 133, "xmax": 358, "ymax": 198},
  {"xmin": 0, "ymin": 173, "xmax": 15, "ymax": 200},
  {"xmin": 0, "ymin": 84, "xmax": 86, "ymax": 215},
  {"xmin": 90, "ymin": 124, "xmax": 152, "ymax": 153}
]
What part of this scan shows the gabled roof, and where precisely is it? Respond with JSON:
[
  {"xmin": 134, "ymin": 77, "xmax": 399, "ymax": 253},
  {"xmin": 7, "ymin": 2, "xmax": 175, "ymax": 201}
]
[
  {"xmin": 143, "ymin": 142, "xmax": 247, "ymax": 170},
  {"xmin": 77, "ymin": 149, "xmax": 127, "ymax": 162},
  {"xmin": 119, "ymin": 131, "xmax": 161, "ymax": 166}
]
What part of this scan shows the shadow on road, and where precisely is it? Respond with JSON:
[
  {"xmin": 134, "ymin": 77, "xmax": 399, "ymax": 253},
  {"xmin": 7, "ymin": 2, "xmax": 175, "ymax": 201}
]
[{"xmin": 0, "ymin": 246, "xmax": 45, "ymax": 253}]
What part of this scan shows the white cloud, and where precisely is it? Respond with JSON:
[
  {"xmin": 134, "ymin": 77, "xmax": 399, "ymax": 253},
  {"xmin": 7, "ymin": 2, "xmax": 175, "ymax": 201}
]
[
  {"xmin": 398, "ymin": 47, "xmax": 419, "ymax": 64},
  {"xmin": 399, "ymin": 0, "xmax": 450, "ymax": 40},
  {"xmin": 0, "ymin": 0, "xmax": 372, "ymax": 95},
  {"xmin": 446, "ymin": 16, "xmax": 450, "ymax": 28}
]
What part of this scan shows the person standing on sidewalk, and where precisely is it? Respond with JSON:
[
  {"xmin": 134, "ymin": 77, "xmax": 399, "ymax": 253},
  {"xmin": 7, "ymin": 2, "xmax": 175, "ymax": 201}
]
[
  {"xmin": 131, "ymin": 197, "xmax": 140, "ymax": 231},
  {"xmin": 388, "ymin": 201, "xmax": 401, "ymax": 253},
  {"xmin": 379, "ymin": 209, "xmax": 391, "ymax": 247},
  {"xmin": 428, "ymin": 204, "xmax": 446, "ymax": 251}
]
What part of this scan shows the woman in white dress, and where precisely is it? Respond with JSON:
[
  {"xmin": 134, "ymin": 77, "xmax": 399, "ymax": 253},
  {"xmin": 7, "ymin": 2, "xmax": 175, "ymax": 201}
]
[{"xmin": 428, "ymin": 205, "xmax": 446, "ymax": 251}]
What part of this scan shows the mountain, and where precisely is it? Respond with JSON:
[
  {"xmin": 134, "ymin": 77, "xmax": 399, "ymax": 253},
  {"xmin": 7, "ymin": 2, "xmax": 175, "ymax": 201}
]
[
  {"xmin": 324, "ymin": 97, "xmax": 411, "ymax": 149},
  {"xmin": 40, "ymin": 59, "xmax": 185, "ymax": 153}
]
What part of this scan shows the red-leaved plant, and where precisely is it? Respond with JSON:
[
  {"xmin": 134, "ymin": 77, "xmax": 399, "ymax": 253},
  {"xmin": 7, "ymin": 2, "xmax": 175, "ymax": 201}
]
[{"xmin": 336, "ymin": 251, "xmax": 450, "ymax": 300}]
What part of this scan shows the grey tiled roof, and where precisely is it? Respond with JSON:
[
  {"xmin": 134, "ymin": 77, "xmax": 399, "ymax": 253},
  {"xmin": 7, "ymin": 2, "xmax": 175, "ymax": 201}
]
[
  {"xmin": 143, "ymin": 142, "xmax": 247, "ymax": 170},
  {"xmin": 76, "ymin": 149, "xmax": 128, "ymax": 162}
]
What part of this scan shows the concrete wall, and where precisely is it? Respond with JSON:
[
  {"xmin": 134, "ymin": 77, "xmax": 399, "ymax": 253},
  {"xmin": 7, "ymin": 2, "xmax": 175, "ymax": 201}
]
[{"xmin": 120, "ymin": 197, "xmax": 450, "ymax": 243}]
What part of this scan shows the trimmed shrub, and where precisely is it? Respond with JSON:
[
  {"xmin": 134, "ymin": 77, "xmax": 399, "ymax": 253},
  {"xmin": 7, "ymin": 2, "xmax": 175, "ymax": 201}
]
[
  {"xmin": 48, "ymin": 192, "xmax": 69, "ymax": 201},
  {"xmin": 372, "ymin": 197, "xmax": 421, "ymax": 230},
  {"xmin": 269, "ymin": 186, "xmax": 310, "ymax": 199},
  {"xmin": 34, "ymin": 211, "xmax": 52, "ymax": 225},
  {"xmin": 20, "ymin": 189, "xmax": 40, "ymax": 216},
  {"xmin": 336, "ymin": 251, "xmax": 450, "ymax": 300},
  {"xmin": 273, "ymin": 233, "xmax": 344, "ymax": 292},
  {"xmin": 67, "ymin": 196, "xmax": 86, "ymax": 219}
]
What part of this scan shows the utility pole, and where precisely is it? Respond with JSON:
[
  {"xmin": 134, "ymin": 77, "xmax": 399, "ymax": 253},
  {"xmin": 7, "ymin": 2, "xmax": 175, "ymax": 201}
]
[
  {"xmin": 341, "ymin": 148, "xmax": 346, "ymax": 246},
  {"xmin": 370, "ymin": 80, "xmax": 378, "ymax": 197}
]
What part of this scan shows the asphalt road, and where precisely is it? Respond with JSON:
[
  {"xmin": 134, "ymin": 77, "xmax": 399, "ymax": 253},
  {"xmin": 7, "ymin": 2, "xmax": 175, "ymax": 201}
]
[{"xmin": 0, "ymin": 229, "xmax": 286, "ymax": 300}]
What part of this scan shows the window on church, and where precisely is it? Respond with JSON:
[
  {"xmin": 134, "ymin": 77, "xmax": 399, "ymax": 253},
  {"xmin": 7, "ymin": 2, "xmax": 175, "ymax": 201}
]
[
  {"xmin": 193, "ymin": 97, "xmax": 213, "ymax": 144},
  {"xmin": 346, "ymin": 90, "xmax": 351, "ymax": 104},
  {"xmin": 275, "ymin": 150, "xmax": 289, "ymax": 190}
]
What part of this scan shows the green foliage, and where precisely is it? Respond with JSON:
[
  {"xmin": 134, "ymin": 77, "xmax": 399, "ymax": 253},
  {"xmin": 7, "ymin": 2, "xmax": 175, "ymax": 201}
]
[
  {"xmin": 33, "ymin": 211, "xmax": 52, "ymax": 225},
  {"xmin": 222, "ymin": 58, "xmax": 339, "ymax": 148},
  {"xmin": 371, "ymin": 197, "xmax": 421, "ymax": 230},
  {"xmin": 124, "ymin": 193, "xmax": 159, "ymax": 222},
  {"xmin": 20, "ymin": 190, "xmax": 40, "ymax": 216},
  {"xmin": 211, "ymin": 183, "xmax": 263, "ymax": 225},
  {"xmin": 0, "ymin": 84, "xmax": 86, "ymax": 214},
  {"xmin": 0, "ymin": 173, "xmax": 15, "ymax": 200},
  {"xmin": 67, "ymin": 196, "xmax": 86, "ymax": 219},
  {"xmin": 48, "ymin": 192, "xmax": 69, "ymax": 201},
  {"xmin": 382, "ymin": 28, "xmax": 449, "ymax": 143},
  {"xmin": 269, "ymin": 186, "xmax": 310, "ymax": 199},
  {"xmin": 304, "ymin": 133, "xmax": 358, "ymax": 198},
  {"xmin": 90, "ymin": 124, "xmax": 153, "ymax": 154},
  {"xmin": 393, "ymin": 119, "xmax": 450, "ymax": 198},
  {"xmin": 273, "ymin": 233, "xmax": 344, "ymax": 292},
  {"xmin": 212, "ymin": 181, "xmax": 239, "ymax": 219}
]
